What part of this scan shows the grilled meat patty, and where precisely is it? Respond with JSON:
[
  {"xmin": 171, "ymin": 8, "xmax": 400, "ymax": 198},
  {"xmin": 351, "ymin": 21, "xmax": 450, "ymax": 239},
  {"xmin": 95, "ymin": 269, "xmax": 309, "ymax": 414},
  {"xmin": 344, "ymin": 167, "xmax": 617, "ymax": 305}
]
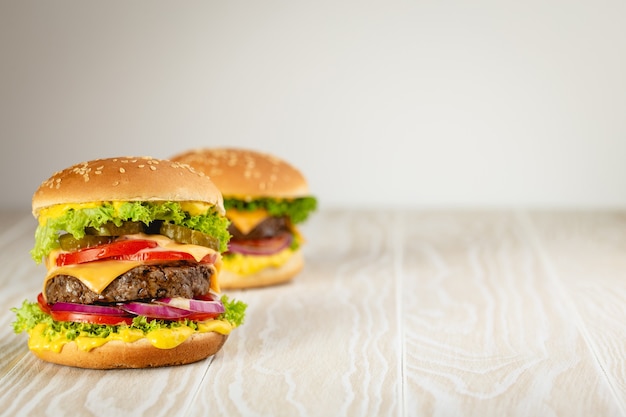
[
  {"xmin": 45, "ymin": 262, "xmax": 214, "ymax": 304},
  {"xmin": 228, "ymin": 216, "xmax": 290, "ymax": 240}
]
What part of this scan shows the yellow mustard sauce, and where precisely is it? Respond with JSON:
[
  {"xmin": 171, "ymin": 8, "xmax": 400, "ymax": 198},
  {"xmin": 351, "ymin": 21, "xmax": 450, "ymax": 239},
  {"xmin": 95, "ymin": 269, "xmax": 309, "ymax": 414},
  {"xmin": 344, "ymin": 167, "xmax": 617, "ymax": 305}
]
[
  {"xmin": 74, "ymin": 328, "xmax": 145, "ymax": 351},
  {"xmin": 27, "ymin": 320, "xmax": 233, "ymax": 353},
  {"xmin": 145, "ymin": 326, "xmax": 195, "ymax": 349},
  {"xmin": 38, "ymin": 201, "xmax": 213, "ymax": 225},
  {"xmin": 178, "ymin": 201, "xmax": 213, "ymax": 217},
  {"xmin": 38, "ymin": 202, "xmax": 101, "ymax": 225},
  {"xmin": 28, "ymin": 323, "xmax": 68, "ymax": 353}
]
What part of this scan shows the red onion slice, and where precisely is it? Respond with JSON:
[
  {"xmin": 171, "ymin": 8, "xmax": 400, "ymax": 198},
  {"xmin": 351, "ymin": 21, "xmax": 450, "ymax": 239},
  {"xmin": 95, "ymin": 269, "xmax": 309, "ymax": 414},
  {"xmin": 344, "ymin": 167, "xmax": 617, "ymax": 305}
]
[
  {"xmin": 227, "ymin": 232, "xmax": 293, "ymax": 256},
  {"xmin": 51, "ymin": 302, "xmax": 128, "ymax": 316},
  {"xmin": 120, "ymin": 302, "xmax": 191, "ymax": 319},
  {"xmin": 155, "ymin": 297, "xmax": 225, "ymax": 314}
]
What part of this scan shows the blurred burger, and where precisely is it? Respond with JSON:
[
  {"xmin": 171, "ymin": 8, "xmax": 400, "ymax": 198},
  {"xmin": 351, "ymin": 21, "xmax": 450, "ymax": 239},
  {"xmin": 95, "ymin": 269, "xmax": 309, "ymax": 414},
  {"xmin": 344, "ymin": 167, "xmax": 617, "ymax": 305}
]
[
  {"xmin": 171, "ymin": 148, "xmax": 317, "ymax": 289},
  {"xmin": 11, "ymin": 156, "xmax": 246, "ymax": 369}
]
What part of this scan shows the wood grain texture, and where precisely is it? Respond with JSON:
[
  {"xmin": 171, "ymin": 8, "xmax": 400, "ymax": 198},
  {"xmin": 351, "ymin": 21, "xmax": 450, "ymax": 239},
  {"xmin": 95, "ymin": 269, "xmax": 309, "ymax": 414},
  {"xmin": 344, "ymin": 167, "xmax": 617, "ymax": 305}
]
[
  {"xmin": 400, "ymin": 211, "xmax": 621, "ymax": 416},
  {"xmin": 525, "ymin": 211, "xmax": 626, "ymax": 414},
  {"xmin": 0, "ymin": 210, "xmax": 625, "ymax": 417}
]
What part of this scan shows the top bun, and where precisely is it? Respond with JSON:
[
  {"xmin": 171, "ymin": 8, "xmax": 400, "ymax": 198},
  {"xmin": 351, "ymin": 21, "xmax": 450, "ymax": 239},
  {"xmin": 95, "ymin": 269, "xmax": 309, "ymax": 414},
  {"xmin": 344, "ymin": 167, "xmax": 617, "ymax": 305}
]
[
  {"xmin": 170, "ymin": 148, "xmax": 310, "ymax": 200},
  {"xmin": 32, "ymin": 156, "xmax": 225, "ymax": 216}
]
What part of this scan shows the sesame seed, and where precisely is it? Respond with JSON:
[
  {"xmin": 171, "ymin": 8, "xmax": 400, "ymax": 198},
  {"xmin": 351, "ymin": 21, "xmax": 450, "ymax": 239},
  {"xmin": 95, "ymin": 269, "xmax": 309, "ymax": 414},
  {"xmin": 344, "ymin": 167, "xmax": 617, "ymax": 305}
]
[
  {"xmin": 150, "ymin": 165, "xmax": 156, "ymax": 171},
  {"xmin": 119, "ymin": 168, "xmax": 126, "ymax": 173}
]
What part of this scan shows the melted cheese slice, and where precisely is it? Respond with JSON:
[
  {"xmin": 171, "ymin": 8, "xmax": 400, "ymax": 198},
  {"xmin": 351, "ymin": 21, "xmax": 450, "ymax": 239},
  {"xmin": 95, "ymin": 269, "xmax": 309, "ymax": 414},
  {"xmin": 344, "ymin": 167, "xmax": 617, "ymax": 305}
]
[
  {"xmin": 227, "ymin": 209, "xmax": 269, "ymax": 235},
  {"xmin": 44, "ymin": 234, "xmax": 221, "ymax": 295}
]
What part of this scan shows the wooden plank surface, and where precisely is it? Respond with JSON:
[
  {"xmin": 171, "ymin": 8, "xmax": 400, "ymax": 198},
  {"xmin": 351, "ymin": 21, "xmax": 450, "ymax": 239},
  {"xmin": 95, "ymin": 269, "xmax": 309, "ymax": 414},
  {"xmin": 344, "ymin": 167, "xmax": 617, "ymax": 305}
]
[
  {"xmin": 400, "ymin": 211, "xmax": 622, "ymax": 416},
  {"xmin": 525, "ymin": 211, "xmax": 626, "ymax": 414},
  {"xmin": 0, "ymin": 210, "xmax": 624, "ymax": 416}
]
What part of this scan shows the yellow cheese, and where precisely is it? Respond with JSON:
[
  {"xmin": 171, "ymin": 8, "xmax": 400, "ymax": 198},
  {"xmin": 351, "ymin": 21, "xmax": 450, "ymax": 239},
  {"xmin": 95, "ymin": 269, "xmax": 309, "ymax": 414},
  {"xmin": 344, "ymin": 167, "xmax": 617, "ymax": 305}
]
[
  {"xmin": 45, "ymin": 259, "xmax": 144, "ymax": 294},
  {"xmin": 27, "ymin": 320, "xmax": 234, "ymax": 353},
  {"xmin": 44, "ymin": 234, "xmax": 221, "ymax": 295},
  {"xmin": 227, "ymin": 209, "xmax": 269, "ymax": 235},
  {"xmin": 141, "ymin": 234, "xmax": 218, "ymax": 262}
]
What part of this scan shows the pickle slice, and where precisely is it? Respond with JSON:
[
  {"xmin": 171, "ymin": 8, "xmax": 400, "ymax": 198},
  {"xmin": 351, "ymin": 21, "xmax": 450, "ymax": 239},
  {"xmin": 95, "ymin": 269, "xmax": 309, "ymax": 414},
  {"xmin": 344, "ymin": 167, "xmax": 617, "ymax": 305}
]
[
  {"xmin": 86, "ymin": 221, "xmax": 147, "ymax": 236},
  {"xmin": 160, "ymin": 223, "xmax": 219, "ymax": 251},
  {"xmin": 59, "ymin": 234, "xmax": 113, "ymax": 251}
]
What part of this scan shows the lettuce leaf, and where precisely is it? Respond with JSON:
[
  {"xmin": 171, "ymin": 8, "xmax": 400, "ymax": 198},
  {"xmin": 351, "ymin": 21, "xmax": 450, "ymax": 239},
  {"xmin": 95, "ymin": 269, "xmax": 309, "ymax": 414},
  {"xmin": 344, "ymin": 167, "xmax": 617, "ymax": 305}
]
[
  {"xmin": 219, "ymin": 295, "xmax": 247, "ymax": 327},
  {"xmin": 32, "ymin": 201, "xmax": 231, "ymax": 262},
  {"xmin": 224, "ymin": 196, "xmax": 317, "ymax": 224}
]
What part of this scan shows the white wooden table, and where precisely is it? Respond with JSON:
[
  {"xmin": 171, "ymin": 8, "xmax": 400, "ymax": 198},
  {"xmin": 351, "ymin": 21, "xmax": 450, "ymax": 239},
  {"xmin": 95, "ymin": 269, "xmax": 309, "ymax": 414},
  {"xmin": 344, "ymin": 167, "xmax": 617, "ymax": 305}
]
[{"xmin": 1, "ymin": 209, "xmax": 625, "ymax": 416}]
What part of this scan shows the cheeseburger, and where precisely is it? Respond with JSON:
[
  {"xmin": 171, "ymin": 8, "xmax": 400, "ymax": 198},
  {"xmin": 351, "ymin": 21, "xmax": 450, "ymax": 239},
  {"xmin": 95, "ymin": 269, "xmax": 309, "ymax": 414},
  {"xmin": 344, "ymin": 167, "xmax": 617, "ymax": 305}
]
[
  {"xmin": 170, "ymin": 148, "xmax": 317, "ymax": 289},
  {"xmin": 11, "ymin": 156, "xmax": 246, "ymax": 369}
]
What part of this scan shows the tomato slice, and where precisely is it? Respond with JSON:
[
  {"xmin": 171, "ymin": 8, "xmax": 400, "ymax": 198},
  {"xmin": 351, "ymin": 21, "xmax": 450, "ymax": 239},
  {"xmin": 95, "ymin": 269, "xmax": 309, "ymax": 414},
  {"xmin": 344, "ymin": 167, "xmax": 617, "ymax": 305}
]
[
  {"xmin": 57, "ymin": 239, "xmax": 158, "ymax": 267},
  {"xmin": 37, "ymin": 292, "xmax": 51, "ymax": 314},
  {"xmin": 50, "ymin": 310, "xmax": 134, "ymax": 325},
  {"xmin": 116, "ymin": 251, "xmax": 216, "ymax": 264},
  {"xmin": 184, "ymin": 312, "xmax": 220, "ymax": 321},
  {"xmin": 118, "ymin": 250, "xmax": 195, "ymax": 262}
]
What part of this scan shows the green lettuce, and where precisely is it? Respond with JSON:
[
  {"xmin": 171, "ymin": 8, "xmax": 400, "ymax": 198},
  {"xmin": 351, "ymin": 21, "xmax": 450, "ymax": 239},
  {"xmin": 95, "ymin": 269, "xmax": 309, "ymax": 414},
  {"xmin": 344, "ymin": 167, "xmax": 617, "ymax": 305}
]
[
  {"xmin": 11, "ymin": 295, "xmax": 247, "ymax": 341},
  {"xmin": 219, "ymin": 295, "xmax": 247, "ymax": 327},
  {"xmin": 224, "ymin": 196, "xmax": 317, "ymax": 224},
  {"xmin": 32, "ymin": 201, "xmax": 231, "ymax": 263}
]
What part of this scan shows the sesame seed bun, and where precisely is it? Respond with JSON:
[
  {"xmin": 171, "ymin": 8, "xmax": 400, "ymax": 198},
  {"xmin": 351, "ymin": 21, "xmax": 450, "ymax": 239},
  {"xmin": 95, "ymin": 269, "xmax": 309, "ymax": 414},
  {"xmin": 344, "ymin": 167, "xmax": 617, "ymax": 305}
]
[
  {"xmin": 169, "ymin": 148, "xmax": 309, "ymax": 199},
  {"xmin": 170, "ymin": 148, "xmax": 312, "ymax": 289},
  {"xmin": 22, "ymin": 156, "xmax": 242, "ymax": 370},
  {"xmin": 32, "ymin": 332, "xmax": 228, "ymax": 369},
  {"xmin": 32, "ymin": 156, "xmax": 225, "ymax": 216}
]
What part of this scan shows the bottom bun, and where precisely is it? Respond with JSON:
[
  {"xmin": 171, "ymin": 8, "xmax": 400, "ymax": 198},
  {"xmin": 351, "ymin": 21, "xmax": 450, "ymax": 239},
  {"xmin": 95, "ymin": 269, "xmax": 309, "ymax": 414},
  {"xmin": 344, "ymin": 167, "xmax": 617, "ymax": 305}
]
[
  {"xmin": 32, "ymin": 331, "xmax": 228, "ymax": 369},
  {"xmin": 219, "ymin": 249, "xmax": 304, "ymax": 289}
]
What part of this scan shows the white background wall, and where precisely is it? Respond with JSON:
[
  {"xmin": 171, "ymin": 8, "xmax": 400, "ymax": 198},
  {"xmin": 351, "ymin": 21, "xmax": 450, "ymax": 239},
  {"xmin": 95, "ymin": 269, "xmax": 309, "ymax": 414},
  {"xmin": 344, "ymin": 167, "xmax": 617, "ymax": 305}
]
[{"xmin": 1, "ymin": 1, "xmax": 625, "ymax": 211}]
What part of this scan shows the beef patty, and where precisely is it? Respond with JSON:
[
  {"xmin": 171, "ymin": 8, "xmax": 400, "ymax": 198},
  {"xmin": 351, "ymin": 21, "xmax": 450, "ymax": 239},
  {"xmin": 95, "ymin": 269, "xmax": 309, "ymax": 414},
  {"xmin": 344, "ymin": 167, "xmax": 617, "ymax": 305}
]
[
  {"xmin": 228, "ymin": 216, "xmax": 290, "ymax": 240},
  {"xmin": 45, "ymin": 261, "xmax": 214, "ymax": 304}
]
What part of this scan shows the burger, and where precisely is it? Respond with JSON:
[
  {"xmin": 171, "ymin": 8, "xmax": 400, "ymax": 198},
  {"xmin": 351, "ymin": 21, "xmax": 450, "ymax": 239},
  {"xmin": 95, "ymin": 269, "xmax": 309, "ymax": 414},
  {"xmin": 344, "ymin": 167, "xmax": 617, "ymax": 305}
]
[
  {"xmin": 170, "ymin": 148, "xmax": 317, "ymax": 289},
  {"xmin": 11, "ymin": 156, "xmax": 246, "ymax": 369}
]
